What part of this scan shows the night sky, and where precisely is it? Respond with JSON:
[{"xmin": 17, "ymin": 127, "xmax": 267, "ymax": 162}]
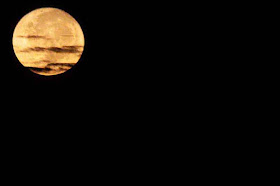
[
  {"xmin": 3, "ymin": 1, "xmax": 147, "ymax": 99},
  {"xmin": 1, "ymin": 0, "xmax": 157, "ymax": 139},
  {"xmin": 1, "ymin": 1, "xmax": 166, "ymax": 167}
]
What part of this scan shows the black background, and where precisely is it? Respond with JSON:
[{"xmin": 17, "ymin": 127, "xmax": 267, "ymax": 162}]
[
  {"xmin": 0, "ymin": 1, "xmax": 177, "ymax": 174},
  {"xmin": 3, "ymin": 0, "xmax": 145, "ymax": 87},
  {"xmin": 1, "ymin": 0, "xmax": 159, "ymax": 135}
]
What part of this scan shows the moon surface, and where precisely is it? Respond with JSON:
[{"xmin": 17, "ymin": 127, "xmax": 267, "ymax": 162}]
[{"xmin": 12, "ymin": 7, "xmax": 85, "ymax": 76}]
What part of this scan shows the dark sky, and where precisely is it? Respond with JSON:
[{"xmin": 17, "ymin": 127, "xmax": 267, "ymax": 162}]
[
  {"xmin": 0, "ymin": 1, "xmax": 168, "ymax": 156},
  {"xmin": 3, "ymin": 1, "xmax": 147, "ymax": 94},
  {"xmin": 1, "ymin": 0, "xmax": 155, "ymax": 129}
]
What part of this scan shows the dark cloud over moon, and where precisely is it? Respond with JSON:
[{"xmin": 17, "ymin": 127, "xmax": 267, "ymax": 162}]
[
  {"xmin": 19, "ymin": 46, "xmax": 83, "ymax": 54},
  {"xmin": 17, "ymin": 35, "xmax": 50, "ymax": 39}
]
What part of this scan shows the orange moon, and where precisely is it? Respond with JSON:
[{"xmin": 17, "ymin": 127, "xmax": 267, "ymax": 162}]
[{"xmin": 12, "ymin": 7, "xmax": 85, "ymax": 76}]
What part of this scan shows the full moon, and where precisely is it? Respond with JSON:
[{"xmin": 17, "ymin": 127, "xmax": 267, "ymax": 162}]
[{"xmin": 12, "ymin": 7, "xmax": 85, "ymax": 76}]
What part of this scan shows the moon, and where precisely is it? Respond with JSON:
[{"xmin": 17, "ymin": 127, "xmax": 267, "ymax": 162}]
[{"xmin": 12, "ymin": 7, "xmax": 85, "ymax": 76}]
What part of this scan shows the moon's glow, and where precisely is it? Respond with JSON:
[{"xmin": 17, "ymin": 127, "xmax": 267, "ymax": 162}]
[{"xmin": 12, "ymin": 7, "xmax": 85, "ymax": 76}]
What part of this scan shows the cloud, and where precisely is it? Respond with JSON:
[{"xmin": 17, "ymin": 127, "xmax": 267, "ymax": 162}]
[
  {"xmin": 46, "ymin": 63, "xmax": 76, "ymax": 68},
  {"xmin": 28, "ymin": 47, "xmax": 46, "ymax": 52},
  {"xmin": 28, "ymin": 63, "xmax": 75, "ymax": 72},
  {"xmin": 19, "ymin": 46, "xmax": 83, "ymax": 54},
  {"xmin": 48, "ymin": 47, "xmax": 80, "ymax": 53},
  {"xmin": 17, "ymin": 35, "xmax": 49, "ymax": 39},
  {"xmin": 28, "ymin": 67, "xmax": 53, "ymax": 73}
]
